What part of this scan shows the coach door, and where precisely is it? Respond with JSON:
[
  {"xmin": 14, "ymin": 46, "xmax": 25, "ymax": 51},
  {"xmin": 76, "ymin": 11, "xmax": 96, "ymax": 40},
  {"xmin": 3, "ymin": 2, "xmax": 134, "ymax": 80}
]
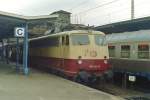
[{"xmin": 61, "ymin": 35, "xmax": 69, "ymax": 68}]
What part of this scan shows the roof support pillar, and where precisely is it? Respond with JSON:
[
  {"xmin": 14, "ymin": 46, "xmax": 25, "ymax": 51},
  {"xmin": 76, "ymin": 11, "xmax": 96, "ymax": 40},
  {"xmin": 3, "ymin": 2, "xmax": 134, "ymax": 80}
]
[
  {"xmin": 16, "ymin": 37, "xmax": 19, "ymax": 72},
  {"xmin": 1, "ymin": 39, "xmax": 4, "ymax": 62},
  {"xmin": 23, "ymin": 23, "xmax": 29, "ymax": 75}
]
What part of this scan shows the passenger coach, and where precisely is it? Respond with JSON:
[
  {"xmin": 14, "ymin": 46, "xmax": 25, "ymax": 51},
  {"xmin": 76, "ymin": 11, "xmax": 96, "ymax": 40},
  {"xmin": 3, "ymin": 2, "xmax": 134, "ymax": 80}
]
[
  {"xmin": 29, "ymin": 30, "xmax": 110, "ymax": 81},
  {"xmin": 106, "ymin": 30, "xmax": 150, "ymax": 80}
]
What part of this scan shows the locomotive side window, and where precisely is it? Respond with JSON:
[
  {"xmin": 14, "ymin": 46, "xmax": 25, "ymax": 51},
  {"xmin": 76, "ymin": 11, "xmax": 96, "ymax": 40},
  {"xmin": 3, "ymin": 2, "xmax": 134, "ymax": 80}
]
[
  {"xmin": 71, "ymin": 34, "xmax": 89, "ymax": 45},
  {"xmin": 138, "ymin": 44, "xmax": 149, "ymax": 59},
  {"xmin": 121, "ymin": 45, "xmax": 130, "ymax": 58},
  {"xmin": 48, "ymin": 37, "xmax": 59, "ymax": 46},
  {"xmin": 62, "ymin": 36, "xmax": 65, "ymax": 45},
  {"xmin": 30, "ymin": 37, "xmax": 59, "ymax": 48},
  {"xmin": 95, "ymin": 35, "xmax": 106, "ymax": 46},
  {"xmin": 66, "ymin": 35, "xmax": 69, "ymax": 45},
  {"xmin": 62, "ymin": 35, "xmax": 69, "ymax": 46},
  {"xmin": 108, "ymin": 46, "xmax": 115, "ymax": 57}
]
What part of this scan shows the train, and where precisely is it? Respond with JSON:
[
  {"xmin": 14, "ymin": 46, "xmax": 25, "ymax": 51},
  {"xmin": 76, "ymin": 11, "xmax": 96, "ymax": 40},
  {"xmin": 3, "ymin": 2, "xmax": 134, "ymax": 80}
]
[
  {"xmin": 29, "ymin": 30, "xmax": 111, "ymax": 83},
  {"xmin": 106, "ymin": 30, "xmax": 150, "ymax": 81}
]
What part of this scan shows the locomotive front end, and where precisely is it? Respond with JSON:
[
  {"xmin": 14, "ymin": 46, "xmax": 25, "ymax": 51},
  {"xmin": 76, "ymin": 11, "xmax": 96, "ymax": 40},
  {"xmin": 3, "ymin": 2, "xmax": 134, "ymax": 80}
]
[{"xmin": 68, "ymin": 31, "xmax": 111, "ymax": 83}]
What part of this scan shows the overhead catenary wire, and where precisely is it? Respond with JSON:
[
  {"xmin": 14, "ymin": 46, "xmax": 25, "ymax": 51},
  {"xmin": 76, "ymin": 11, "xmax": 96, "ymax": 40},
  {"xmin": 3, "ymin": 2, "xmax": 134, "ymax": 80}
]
[
  {"xmin": 87, "ymin": 8, "xmax": 131, "ymax": 19},
  {"xmin": 75, "ymin": 5, "xmax": 131, "ymax": 26},
  {"xmin": 83, "ymin": 0, "xmax": 149, "ymax": 21},
  {"xmin": 71, "ymin": 0, "xmax": 125, "ymax": 24},
  {"xmin": 68, "ymin": 0, "xmax": 91, "ymax": 11},
  {"xmin": 71, "ymin": 0, "xmax": 122, "ymax": 24},
  {"xmin": 71, "ymin": 0, "xmax": 150, "ymax": 26},
  {"xmin": 85, "ymin": 10, "xmax": 131, "ymax": 26},
  {"xmin": 73, "ymin": 0, "xmax": 121, "ymax": 15}
]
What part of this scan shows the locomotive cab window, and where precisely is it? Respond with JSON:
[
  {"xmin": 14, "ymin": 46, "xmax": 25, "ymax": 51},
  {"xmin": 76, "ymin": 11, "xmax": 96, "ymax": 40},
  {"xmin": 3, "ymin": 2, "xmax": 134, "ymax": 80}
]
[
  {"xmin": 121, "ymin": 45, "xmax": 130, "ymax": 58},
  {"xmin": 108, "ymin": 46, "xmax": 115, "ymax": 57},
  {"xmin": 138, "ymin": 44, "xmax": 149, "ymax": 59},
  {"xmin": 95, "ymin": 35, "xmax": 106, "ymax": 46},
  {"xmin": 71, "ymin": 34, "xmax": 89, "ymax": 45}
]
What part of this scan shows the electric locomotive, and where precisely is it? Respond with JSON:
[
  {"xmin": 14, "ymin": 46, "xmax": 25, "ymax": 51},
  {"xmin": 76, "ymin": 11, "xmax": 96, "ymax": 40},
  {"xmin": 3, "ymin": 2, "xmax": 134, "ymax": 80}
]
[{"xmin": 29, "ymin": 30, "xmax": 110, "ymax": 82}]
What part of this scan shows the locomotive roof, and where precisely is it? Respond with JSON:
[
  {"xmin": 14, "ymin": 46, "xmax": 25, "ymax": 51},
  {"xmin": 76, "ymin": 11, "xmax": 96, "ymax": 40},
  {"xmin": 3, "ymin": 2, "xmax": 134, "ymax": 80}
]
[
  {"xmin": 29, "ymin": 30, "xmax": 105, "ymax": 41},
  {"xmin": 106, "ymin": 29, "xmax": 150, "ymax": 43}
]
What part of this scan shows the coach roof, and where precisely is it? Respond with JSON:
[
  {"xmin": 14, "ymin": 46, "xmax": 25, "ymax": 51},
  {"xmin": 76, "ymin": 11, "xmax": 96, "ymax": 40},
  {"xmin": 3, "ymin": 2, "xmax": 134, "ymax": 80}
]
[{"xmin": 106, "ymin": 29, "xmax": 150, "ymax": 43}]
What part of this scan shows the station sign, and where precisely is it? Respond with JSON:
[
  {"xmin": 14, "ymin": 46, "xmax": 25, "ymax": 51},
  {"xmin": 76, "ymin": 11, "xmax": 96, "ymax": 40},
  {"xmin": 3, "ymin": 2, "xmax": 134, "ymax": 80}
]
[
  {"xmin": 129, "ymin": 75, "xmax": 136, "ymax": 82},
  {"xmin": 14, "ymin": 27, "xmax": 25, "ymax": 37}
]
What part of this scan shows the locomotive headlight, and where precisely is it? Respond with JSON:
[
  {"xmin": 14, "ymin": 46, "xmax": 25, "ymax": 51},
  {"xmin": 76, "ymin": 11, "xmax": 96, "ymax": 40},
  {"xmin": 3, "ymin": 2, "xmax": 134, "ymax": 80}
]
[
  {"xmin": 78, "ymin": 60, "xmax": 82, "ymax": 64},
  {"xmin": 104, "ymin": 56, "xmax": 108, "ymax": 64},
  {"xmin": 78, "ymin": 56, "xmax": 82, "ymax": 64},
  {"xmin": 104, "ymin": 60, "xmax": 108, "ymax": 64}
]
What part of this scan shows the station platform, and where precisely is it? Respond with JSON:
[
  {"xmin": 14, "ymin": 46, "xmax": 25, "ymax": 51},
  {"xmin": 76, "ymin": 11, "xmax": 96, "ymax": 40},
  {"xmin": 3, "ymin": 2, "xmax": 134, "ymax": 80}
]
[{"xmin": 0, "ymin": 62, "xmax": 123, "ymax": 100}]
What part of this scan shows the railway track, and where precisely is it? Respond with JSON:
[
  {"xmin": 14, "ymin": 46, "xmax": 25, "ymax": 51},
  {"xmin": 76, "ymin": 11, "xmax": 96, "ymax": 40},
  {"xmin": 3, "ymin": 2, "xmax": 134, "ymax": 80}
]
[
  {"xmin": 90, "ymin": 81, "xmax": 150, "ymax": 100},
  {"xmin": 34, "ymin": 66, "xmax": 150, "ymax": 99}
]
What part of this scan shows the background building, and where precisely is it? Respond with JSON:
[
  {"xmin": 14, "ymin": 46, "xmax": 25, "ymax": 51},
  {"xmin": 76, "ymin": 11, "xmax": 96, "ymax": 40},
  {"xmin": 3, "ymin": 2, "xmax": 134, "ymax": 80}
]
[{"xmin": 28, "ymin": 10, "xmax": 71, "ymax": 37}]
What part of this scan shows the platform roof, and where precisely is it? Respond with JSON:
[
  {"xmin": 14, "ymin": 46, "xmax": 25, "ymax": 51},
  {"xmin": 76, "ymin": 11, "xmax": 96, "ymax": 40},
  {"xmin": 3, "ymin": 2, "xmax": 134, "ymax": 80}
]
[
  {"xmin": 95, "ymin": 16, "xmax": 150, "ymax": 34},
  {"xmin": 0, "ymin": 11, "xmax": 58, "ymax": 39}
]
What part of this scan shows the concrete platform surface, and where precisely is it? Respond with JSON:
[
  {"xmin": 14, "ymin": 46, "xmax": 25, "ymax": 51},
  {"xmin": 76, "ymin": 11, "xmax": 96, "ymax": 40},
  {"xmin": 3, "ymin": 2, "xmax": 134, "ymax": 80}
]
[{"xmin": 0, "ymin": 62, "xmax": 123, "ymax": 100}]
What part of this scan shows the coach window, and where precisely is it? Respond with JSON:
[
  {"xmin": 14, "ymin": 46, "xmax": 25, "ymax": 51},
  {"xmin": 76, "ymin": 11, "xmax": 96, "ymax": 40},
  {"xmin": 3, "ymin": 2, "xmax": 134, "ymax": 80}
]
[
  {"xmin": 108, "ymin": 46, "xmax": 115, "ymax": 57},
  {"xmin": 121, "ymin": 45, "xmax": 130, "ymax": 58},
  {"xmin": 138, "ymin": 44, "xmax": 149, "ymax": 59}
]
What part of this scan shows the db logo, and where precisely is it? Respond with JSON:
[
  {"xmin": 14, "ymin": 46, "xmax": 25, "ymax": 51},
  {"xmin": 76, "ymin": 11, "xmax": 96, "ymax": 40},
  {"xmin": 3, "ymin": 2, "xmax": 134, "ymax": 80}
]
[
  {"xmin": 14, "ymin": 27, "xmax": 25, "ymax": 37},
  {"xmin": 90, "ymin": 51, "xmax": 97, "ymax": 57}
]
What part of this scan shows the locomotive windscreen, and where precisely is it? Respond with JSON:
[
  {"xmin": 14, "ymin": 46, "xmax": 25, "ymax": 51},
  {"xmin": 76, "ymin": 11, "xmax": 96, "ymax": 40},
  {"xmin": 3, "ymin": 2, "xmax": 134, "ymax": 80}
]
[
  {"xmin": 71, "ymin": 34, "xmax": 90, "ymax": 45},
  {"xmin": 94, "ymin": 35, "xmax": 106, "ymax": 46}
]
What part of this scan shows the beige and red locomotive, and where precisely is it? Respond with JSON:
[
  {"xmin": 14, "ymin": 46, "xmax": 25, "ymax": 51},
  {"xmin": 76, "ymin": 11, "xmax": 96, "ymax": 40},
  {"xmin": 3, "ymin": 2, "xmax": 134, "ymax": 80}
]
[{"xmin": 29, "ymin": 30, "xmax": 110, "ymax": 81}]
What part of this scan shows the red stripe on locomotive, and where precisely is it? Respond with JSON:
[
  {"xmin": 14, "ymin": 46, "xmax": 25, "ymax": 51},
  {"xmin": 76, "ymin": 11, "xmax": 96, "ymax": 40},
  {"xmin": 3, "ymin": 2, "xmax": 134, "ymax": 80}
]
[{"xmin": 30, "ymin": 56, "xmax": 110, "ymax": 77}]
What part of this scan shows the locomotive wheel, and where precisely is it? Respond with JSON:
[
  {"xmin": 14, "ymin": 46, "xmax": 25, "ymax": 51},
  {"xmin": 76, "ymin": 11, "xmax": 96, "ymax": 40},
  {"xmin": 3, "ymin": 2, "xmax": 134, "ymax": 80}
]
[
  {"xmin": 74, "ymin": 74, "xmax": 82, "ymax": 83},
  {"xmin": 74, "ymin": 71, "xmax": 89, "ymax": 85}
]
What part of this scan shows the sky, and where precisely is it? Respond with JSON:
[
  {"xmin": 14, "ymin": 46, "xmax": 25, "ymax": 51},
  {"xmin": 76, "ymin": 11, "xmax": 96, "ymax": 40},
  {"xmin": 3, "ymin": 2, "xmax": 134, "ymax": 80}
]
[{"xmin": 0, "ymin": 0, "xmax": 150, "ymax": 26}]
